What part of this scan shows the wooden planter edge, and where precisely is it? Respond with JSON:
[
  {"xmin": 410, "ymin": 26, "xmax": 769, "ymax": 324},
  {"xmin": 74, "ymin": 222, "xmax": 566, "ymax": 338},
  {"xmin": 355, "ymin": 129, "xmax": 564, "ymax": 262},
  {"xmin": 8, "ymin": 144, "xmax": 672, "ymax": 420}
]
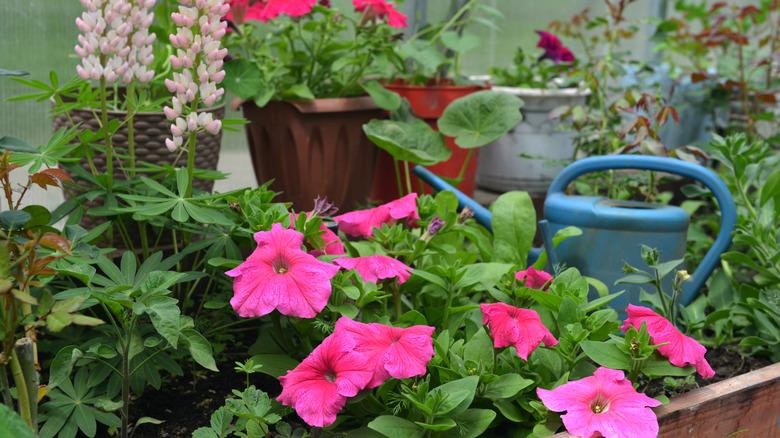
[{"xmin": 552, "ymin": 361, "xmax": 780, "ymax": 437}]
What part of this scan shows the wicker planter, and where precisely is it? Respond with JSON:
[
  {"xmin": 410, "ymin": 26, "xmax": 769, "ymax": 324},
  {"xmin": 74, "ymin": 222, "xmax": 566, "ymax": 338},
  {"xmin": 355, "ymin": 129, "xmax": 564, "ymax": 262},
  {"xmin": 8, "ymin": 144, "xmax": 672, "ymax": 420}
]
[
  {"xmin": 53, "ymin": 105, "xmax": 225, "ymax": 192},
  {"xmin": 242, "ymin": 97, "xmax": 383, "ymax": 211},
  {"xmin": 552, "ymin": 362, "xmax": 780, "ymax": 437}
]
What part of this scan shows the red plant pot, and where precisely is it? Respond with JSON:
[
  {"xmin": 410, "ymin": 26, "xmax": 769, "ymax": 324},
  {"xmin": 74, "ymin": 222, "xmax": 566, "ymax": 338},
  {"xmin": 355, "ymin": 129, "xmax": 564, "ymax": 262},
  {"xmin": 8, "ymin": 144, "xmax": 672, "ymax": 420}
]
[{"xmin": 370, "ymin": 81, "xmax": 488, "ymax": 203}]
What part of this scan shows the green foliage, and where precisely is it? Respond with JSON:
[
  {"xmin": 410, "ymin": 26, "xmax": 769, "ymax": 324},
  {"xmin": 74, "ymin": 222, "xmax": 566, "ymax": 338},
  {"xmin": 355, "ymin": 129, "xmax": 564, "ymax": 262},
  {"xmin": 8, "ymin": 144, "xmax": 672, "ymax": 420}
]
[
  {"xmin": 438, "ymin": 91, "xmax": 523, "ymax": 149},
  {"xmin": 192, "ymin": 387, "xmax": 284, "ymax": 438},
  {"xmin": 223, "ymin": 4, "xmax": 399, "ymax": 104},
  {"xmin": 490, "ymin": 48, "xmax": 577, "ymax": 89},
  {"xmin": 683, "ymin": 135, "xmax": 780, "ymax": 361}
]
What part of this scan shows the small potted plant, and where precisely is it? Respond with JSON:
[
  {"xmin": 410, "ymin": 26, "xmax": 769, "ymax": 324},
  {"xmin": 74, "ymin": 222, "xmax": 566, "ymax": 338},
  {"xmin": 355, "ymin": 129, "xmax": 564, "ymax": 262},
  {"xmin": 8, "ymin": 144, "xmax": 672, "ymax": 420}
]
[
  {"xmin": 222, "ymin": 0, "xmax": 405, "ymax": 211},
  {"xmin": 476, "ymin": 31, "xmax": 588, "ymax": 196},
  {"xmin": 11, "ymin": 0, "xmax": 229, "ymax": 194},
  {"xmin": 370, "ymin": 0, "xmax": 501, "ymax": 202}
]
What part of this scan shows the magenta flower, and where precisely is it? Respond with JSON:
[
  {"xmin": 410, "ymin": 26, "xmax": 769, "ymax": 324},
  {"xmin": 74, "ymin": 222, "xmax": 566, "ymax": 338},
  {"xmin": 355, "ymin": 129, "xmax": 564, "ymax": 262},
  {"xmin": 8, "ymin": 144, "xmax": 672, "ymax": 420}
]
[
  {"xmin": 334, "ymin": 317, "xmax": 434, "ymax": 388},
  {"xmin": 353, "ymin": 0, "xmax": 408, "ymax": 28},
  {"xmin": 536, "ymin": 30, "xmax": 575, "ymax": 63},
  {"xmin": 277, "ymin": 334, "xmax": 373, "ymax": 427},
  {"xmin": 515, "ymin": 267, "xmax": 553, "ymax": 290},
  {"xmin": 480, "ymin": 302, "xmax": 558, "ymax": 360},
  {"xmin": 334, "ymin": 255, "xmax": 412, "ymax": 285},
  {"xmin": 333, "ymin": 193, "xmax": 419, "ymax": 238},
  {"xmin": 622, "ymin": 304, "xmax": 715, "ymax": 378},
  {"xmin": 226, "ymin": 223, "xmax": 339, "ymax": 318},
  {"xmin": 260, "ymin": 0, "xmax": 316, "ymax": 20},
  {"xmin": 224, "ymin": 0, "xmax": 266, "ymax": 24},
  {"xmin": 537, "ymin": 367, "xmax": 661, "ymax": 438}
]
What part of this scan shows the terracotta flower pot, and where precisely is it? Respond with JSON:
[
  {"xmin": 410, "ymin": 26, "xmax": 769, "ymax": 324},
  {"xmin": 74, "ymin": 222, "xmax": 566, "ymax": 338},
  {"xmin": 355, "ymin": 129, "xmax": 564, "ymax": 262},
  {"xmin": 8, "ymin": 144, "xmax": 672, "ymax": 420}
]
[
  {"xmin": 53, "ymin": 105, "xmax": 225, "ymax": 193},
  {"xmin": 242, "ymin": 97, "xmax": 384, "ymax": 211},
  {"xmin": 370, "ymin": 81, "xmax": 488, "ymax": 203}
]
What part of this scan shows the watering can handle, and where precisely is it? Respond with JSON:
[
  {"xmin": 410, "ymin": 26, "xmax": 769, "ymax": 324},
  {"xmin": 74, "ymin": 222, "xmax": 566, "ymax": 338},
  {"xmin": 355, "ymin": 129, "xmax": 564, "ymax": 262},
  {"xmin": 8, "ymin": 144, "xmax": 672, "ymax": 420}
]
[{"xmin": 547, "ymin": 155, "xmax": 737, "ymax": 305}]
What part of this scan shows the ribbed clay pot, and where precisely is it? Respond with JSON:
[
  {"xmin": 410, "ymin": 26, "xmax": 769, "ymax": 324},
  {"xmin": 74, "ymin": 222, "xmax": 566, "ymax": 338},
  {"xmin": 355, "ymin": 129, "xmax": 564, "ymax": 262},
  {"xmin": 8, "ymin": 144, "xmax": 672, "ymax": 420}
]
[
  {"xmin": 242, "ymin": 97, "xmax": 383, "ymax": 211},
  {"xmin": 53, "ymin": 105, "xmax": 224, "ymax": 192}
]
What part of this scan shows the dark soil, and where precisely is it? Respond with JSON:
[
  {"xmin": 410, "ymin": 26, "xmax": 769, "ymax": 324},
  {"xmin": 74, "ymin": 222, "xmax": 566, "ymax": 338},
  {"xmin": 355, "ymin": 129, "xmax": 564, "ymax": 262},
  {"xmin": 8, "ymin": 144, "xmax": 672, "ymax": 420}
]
[
  {"xmin": 645, "ymin": 344, "xmax": 773, "ymax": 399},
  {"xmin": 131, "ymin": 364, "xmax": 281, "ymax": 437}
]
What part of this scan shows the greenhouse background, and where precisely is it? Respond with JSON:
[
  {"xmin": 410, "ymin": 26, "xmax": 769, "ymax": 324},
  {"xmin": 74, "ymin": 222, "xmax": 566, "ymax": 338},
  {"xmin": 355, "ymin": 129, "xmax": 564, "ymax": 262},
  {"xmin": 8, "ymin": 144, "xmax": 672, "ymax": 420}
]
[{"xmin": 1, "ymin": 0, "xmax": 666, "ymax": 206}]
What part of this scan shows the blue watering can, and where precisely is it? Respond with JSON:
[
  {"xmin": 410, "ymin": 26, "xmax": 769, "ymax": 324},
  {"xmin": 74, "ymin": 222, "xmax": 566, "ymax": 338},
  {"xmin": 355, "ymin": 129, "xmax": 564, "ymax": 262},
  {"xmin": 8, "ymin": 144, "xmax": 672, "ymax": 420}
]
[{"xmin": 414, "ymin": 155, "xmax": 737, "ymax": 309}]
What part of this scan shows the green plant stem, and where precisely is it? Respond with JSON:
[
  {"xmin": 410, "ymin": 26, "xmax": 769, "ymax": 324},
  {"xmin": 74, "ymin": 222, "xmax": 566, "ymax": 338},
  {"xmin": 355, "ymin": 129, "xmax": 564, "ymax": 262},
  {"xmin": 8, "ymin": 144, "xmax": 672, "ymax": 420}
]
[
  {"xmin": 14, "ymin": 339, "xmax": 37, "ymax": 432},
  {"xmin": 402, "ymin": 161, "xmax": 413, "ymax": 195},
  {"xmin": 9, "ymin": 349, "xmax": 32, "ymax": 429},
  {"xmin": 138, "ymin": 222, "xmax": 149, "ymax": 259},
  {"xmin": 120, "ymin": 335, "xmax": 131, "ymax": 438},
  {"xmin": 127, "ymin": 84, "xmax": 136, "ymax": 178},
  {"xmin": 0, "ymin": 363, "xmax": 12, "ymax": 407},
  {"xmin": 392, "ymin": 283, "xmax": 402, "ymax": 321},
  {"xmin": 393, "ymin": 159, "xmax": 404, "ymax": 197},
  {"xmin": 455, "ymin": 149, "xmax": 475, "ymax": 183},
  {"xmin": 99, "ymin": 76, "xmax": 114, "ymax": 192}
]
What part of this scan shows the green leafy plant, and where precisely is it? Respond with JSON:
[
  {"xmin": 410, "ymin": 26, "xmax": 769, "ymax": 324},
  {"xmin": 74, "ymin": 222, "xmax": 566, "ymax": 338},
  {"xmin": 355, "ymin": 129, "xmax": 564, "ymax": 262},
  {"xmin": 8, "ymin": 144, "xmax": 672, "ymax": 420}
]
[{"xmin": 223, "ymin": 2, "xmax": 400, "ymax": 106}]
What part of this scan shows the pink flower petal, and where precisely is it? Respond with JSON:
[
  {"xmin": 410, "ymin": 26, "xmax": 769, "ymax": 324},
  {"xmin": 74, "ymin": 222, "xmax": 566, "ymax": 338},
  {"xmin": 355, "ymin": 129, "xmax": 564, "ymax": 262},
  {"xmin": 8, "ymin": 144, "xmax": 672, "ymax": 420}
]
[
  {"xmin": 537, "ymin": 367, "xmax": 660, "ymax": 438},
  {"xmin": 334, "ymin": 255, "xmax": 412, "ymax": 284},
  {"xmin": 515, "ymin": 267, "xmax": 553, "ymax": 290},
  {"xmin": 227, "ymin": 223, "xmax": 339, "ymax": 318},
  {"xmin": 622, "ymin": 304, "xmax": 715, "ymax": 378},
  {"xmin": 333, "ymin": 193, "xmax": 419, "ymax": 238},
  {"xmin": 278, "ymin": 334, "xmax": 373, "ymax": 427},
  {"xmin": 334, "ymin": 317, "xmax": 434, "ymax": 388},
  {"xmin": 480, "ymin": 302, "xmax": 558, "ymax": 360}
]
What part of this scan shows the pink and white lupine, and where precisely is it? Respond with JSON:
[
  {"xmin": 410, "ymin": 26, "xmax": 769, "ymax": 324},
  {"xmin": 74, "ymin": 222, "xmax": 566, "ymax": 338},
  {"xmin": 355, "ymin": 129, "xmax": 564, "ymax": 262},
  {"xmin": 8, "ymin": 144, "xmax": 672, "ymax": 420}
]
[
  {"xmin": 75, "ymin": 0, "xmax": 157, "ymax": 83},
  {"xmin": 124, "ymin": 0, "xmax": 157, "ymax": 83},
  {"xmin": 164, "ymin": 0, "xmax": 228, "ymax": 152}
]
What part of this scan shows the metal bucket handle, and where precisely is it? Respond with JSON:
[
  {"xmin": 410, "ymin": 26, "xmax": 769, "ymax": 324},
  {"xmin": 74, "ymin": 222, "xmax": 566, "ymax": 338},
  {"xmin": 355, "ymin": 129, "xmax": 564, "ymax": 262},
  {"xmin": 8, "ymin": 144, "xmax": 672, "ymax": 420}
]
[{"xmin": 547, "ymin": 155, "xmax": 737, "ymax": 305}]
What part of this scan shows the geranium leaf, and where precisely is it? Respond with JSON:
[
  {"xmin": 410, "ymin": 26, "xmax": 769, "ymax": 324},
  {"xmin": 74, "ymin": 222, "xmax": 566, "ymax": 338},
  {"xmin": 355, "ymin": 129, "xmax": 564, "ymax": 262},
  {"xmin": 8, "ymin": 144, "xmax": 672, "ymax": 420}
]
[
  {"xmin": 363, "ymin": 119, "xmax": 449, "ymax": 166},
  {"xmin": 223, "ymin": 59, "xmax": 264, "ymax": 100},
  {"xmin": 439, "ymin": 91, "xmax": 523, "ymax": 148}
]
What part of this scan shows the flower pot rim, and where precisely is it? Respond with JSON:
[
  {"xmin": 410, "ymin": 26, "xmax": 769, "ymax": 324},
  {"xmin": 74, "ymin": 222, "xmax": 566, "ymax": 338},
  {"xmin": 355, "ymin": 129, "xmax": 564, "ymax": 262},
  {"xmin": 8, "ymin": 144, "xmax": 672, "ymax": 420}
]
[
  {"xmin": 384, "ymin": 80, "xmax": 488, "ymax": 92},
  {"xmin": 248, "ymin": 96, "xmax": 380, "ymax": 114},
  {"xmin": 491, "ymin": 85, "xmax": 591, "ymax": 97}
]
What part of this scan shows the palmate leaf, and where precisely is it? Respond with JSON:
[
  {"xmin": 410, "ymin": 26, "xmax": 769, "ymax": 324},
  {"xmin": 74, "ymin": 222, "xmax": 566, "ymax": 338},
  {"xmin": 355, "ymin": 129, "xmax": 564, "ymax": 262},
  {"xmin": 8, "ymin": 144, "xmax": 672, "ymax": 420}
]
[
  {"xmin": 363, "ymin": 119, "xmax": 450, "ymax": 166},
  {"xmin": 439, "ymin": 91, "xmax": 523, "ymax": 149}
]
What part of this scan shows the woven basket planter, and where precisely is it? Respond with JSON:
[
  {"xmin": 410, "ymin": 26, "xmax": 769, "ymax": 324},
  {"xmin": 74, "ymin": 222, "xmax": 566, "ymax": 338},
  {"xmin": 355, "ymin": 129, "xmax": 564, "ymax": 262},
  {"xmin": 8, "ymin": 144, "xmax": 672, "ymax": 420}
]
[
  {"xmin": 53, "ymin": 105, "xmax": 225, "ymax": 193},
  {"xmin": 53, "ymin": 105, "xmax": 224, "ymax": 234}
]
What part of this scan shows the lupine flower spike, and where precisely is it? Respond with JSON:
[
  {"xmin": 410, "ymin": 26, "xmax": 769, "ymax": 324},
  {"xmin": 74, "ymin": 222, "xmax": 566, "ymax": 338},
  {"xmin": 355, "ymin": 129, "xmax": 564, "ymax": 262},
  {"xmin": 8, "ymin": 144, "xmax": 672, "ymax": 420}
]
[
  {"xmin": 164, "ymin": 0, "xmax": 229, "ymax": 152},
  {"xmin": 75, "ymin": 0, "xmax": 157, "ymax": 83}
]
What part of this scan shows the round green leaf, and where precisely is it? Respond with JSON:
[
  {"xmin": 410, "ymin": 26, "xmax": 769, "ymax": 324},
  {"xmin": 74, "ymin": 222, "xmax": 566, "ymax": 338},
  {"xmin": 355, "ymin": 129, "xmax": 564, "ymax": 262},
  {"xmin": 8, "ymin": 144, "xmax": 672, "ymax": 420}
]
[
  {"xmin": 439, "ymin": 90, "xmax": 523, "ymax": 148},
  {"xmin": 223, "ymin": 59, "xmax": 264, "ymax": 100},
  {"xmin": 363, "ymin": 119, "xmax": 450, "ymax": 166}
]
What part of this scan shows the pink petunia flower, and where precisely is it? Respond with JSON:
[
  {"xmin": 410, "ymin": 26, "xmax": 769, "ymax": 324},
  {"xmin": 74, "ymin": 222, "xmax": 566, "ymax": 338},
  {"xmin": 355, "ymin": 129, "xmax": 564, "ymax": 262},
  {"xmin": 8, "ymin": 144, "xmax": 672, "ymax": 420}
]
[
  {"xmin": 334, "ymin": 317, "xmax": 434, "ymax": 388},
  {"xmin": 334, "ymin": 255, "xmax": 412, "ymax": 284},
  {"xmin": 353, "ymin": 0, "xmax": 407, "ymax": 28},
  {"xmin": 260, "ymin": 0, "xmax": 316, "ymax": 20},
  {"xmin": 289, "ymin": 213, "xmax": 345, "ymax": 257},
  {"xmin": 480, "ymin": 302, "xmax": 558, "ymax": 360},
  {"xmin": 537, "ymin": 367, "xmax": 661, "ymax": 438},
  {"xmin": 536, "ymin": 30, "xmax": 576, "ymax": 63},
  {"xmin": 515, "ymin": 267, "xmax": 553, "ymax": 290},
  {"xmin": 333, "ymin": 193, "xmax": 419, "ymax": 238},
  {"xmin": 622, "ymin": 304, "xmax": 715, "ymax": 378},
  {"xmin": 277, "ymin": 334, "xmax": 374, "ymax": 427},
  {"xmin": 226, "ymin": 223, "xmax": 339, "ymax": 318}
]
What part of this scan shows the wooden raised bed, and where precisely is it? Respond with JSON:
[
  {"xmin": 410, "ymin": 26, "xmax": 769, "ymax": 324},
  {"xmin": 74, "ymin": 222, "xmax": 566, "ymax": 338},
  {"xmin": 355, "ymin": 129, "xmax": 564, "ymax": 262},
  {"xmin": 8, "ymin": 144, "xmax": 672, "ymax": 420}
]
[{"xmin": 553, "ymin": 362, "xmax": 780, "ymax": 437}]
